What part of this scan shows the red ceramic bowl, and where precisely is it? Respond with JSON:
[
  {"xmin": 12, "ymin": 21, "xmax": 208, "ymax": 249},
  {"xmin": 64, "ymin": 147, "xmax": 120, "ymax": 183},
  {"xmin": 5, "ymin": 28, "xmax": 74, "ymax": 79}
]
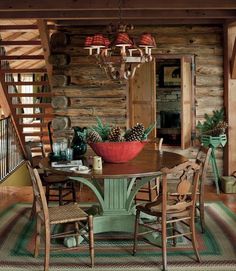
[{"xmin": 89, "ymin": 141, "xmax": 147, "ymax": 163}]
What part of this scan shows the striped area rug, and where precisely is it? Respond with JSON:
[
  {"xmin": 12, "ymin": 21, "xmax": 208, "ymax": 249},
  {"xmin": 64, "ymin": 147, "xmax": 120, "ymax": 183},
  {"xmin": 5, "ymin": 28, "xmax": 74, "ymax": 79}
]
[{"xmin": 0, "ymin": 202, "xmax": 236, "ymax": 271}]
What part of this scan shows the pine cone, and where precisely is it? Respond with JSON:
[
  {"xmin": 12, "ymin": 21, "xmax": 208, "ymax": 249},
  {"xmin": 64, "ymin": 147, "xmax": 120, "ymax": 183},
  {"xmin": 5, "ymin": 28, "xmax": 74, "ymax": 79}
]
[
  {"xmin": 87, "ymin": 130, "xmax": 102, "ymax": 143},
  {"xmin": 125, "ymin": 123, "xmax": 145, "ymax": 141},
  {"xmin": 211, "ymin": 121, "xmax": 228, "ymax": 136},
  {"xmin": 108, "ymin": 126, "xmax": 122, "ymax": 142}
]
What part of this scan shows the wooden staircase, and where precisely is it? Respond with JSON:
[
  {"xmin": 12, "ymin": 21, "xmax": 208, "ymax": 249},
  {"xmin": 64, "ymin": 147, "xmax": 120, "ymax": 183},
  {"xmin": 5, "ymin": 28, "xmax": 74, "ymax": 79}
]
[{"xmin": 0, "ymin": 20, "xmax": 55, "ymax": 153}]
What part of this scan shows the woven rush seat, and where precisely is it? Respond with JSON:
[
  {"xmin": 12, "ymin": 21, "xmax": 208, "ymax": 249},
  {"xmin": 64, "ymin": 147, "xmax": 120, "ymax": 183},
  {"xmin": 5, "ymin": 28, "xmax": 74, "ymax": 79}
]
[{"xmin": 48, "ymin": 203, "xmax": 88, "ymax": 224}]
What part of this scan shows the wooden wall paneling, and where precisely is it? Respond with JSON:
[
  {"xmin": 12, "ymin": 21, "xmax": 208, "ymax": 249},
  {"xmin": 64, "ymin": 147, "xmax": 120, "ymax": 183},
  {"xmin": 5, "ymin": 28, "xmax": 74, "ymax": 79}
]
[{"xmin": 49, "ymin": 24, "xmax": 224, "ymax": 183}]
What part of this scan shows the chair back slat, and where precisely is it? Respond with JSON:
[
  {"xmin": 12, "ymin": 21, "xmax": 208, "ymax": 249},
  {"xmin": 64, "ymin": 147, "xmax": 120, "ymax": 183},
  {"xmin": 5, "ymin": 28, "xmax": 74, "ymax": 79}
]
[
  {"xmin": 161, "ymin": 161, "xmax": 201, "ymax": 212},
  {"xmin": 26, "ymin": 161, "xmax": 49, "ymax": 222}
]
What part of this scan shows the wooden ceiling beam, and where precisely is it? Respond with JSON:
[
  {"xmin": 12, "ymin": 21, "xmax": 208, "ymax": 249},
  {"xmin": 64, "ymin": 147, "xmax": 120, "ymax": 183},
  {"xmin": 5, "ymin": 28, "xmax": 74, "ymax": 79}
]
[
  {"xmin": 0, "ymin": 10, "xmax": 235, "ymax": 20},
  {"xmin": 0, "ymin": 0, "xmax": 236, "ymax": 10}
]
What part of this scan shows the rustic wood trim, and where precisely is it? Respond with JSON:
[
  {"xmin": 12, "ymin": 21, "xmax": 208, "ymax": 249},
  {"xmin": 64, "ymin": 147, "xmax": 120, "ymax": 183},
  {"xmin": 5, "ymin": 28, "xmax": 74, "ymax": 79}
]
[
  {"xmin": 230, "ymin": 36, "xmax": 236, "ymax": 78},
  {"xmin": 0, "ymin": 13, "xmax": 225, "ymax": 24},
  {"xmin": 0, "ymin": 41, "xmax": 41, "ymax": 46},
  {"xmin": 0, "ymin": 55, "xmax": 44, "ymax": 60},
  {"xmin": 223, "ymin": 23, "xmax": 236, "ymax": 175},
  {"xmin": 37, "ymin": 19, "xmax": 53, "ymax": 89},
  {"xmin": 0, "ymin": 0, "xmax": 235, "ymax": 10}
]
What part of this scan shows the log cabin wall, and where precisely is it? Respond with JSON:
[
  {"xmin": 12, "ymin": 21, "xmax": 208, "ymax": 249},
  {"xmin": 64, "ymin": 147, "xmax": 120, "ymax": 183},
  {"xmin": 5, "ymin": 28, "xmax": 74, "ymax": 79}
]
[{"xmin": 50, "ymin": 24, "xmax": 223, "ymax": 184}]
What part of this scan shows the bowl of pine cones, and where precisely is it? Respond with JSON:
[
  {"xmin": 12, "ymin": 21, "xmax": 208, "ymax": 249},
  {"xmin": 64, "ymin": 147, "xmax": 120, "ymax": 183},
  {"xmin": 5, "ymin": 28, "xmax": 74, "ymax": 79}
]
[{"xmin": 86, "ymin": 117, "xmax": 155, "ymax": 163}]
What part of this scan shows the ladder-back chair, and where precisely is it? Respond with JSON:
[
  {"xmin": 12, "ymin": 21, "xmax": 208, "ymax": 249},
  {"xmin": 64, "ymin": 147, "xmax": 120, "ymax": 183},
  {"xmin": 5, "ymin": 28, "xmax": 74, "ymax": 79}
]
[
  {"xmin": 133, "ymin": 160, "xmax": 201, "ymax": 271},
  {"xmin": 27, "ymin": 162, "xmax": 94, "ymax": 271}
]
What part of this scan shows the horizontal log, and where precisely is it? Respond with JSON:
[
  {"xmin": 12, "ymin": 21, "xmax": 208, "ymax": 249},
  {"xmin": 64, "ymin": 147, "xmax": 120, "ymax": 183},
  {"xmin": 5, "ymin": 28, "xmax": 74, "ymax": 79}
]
[
  {"xmin": 54, "ymin": 108, "xmax": 126, "ymax": 117},
  {"xmin": 195, "ymin": 86, "xmax": 223, "ymax": 97},
  {"xmin": 71, "ymin": 33, "xmax": 222, "ymax": 47},
  {"xmin": 52, "ymin": 87, "xmax": 126, "ymax": 98},
  {"xmin": 196, "ymin": 64, "xmax": 223, "ymax": 76},
  {"xmin": 70, "ymin": 97, "xmax": 126, "ymax": 108},
  {"xmin": 195, "ymin": 56, "xmax": 223, "ymax": 66},
  {"xmin": 195, "ymin": 75, "xmax": 223, "ymax": 86},
  {"xmin": 70, "ymin": 116, "xmax": 127, "ymax": 128}
]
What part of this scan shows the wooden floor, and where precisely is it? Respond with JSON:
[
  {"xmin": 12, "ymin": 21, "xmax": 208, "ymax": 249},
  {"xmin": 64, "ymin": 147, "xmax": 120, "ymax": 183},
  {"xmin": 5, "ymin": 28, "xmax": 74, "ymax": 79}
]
[{"xmin": 0, "ymin": 184, "xmax": 236, "ymax": 213}]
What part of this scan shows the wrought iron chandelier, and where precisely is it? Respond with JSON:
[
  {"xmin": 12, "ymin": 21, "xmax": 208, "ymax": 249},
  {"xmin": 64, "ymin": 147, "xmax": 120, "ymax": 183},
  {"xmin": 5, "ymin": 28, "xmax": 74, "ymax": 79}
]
[{"xmin": 84, "ymin": 1, "xmax": 156, "ymax": 80}]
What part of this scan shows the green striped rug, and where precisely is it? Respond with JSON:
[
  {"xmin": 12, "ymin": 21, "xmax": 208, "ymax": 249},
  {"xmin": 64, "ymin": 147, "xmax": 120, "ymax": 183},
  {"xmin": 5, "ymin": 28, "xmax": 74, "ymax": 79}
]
[{"xmin": 0, "ymin": 202, "xmax": 235, "ymax": 271}]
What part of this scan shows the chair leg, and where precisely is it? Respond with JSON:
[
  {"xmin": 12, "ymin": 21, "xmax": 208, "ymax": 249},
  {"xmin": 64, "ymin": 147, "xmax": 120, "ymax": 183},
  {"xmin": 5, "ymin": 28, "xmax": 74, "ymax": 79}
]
[
  {"xmin": 133, "ymin": 209, "xmax": 140, "ymax": 256},
  {"xmin": 34, "ymin": 215, "xmax": 41, "ymax": 257},
  {"xmin": 199, "ymin": 194, "xmax": 205, "ymax": 233},
  {"xmin": 30, "ymin": 197, "xmax": 36, "ymax": 219},
  {"xmin": 59, "ymin": 186, "xmax": 63, "ymax": 205},
  {"xmin": 162, "ymin": 218, "xmax": 167, "ymax": 271},
  {"xmin": 71, "ymin": 182, "xmax": 77, "ymax": 202},
  {"xmin": 44, "ymin": 225, "xmax": 51, "ymax": 271},
  {"xmin": 172, "ymin": 222, "xmax": 177, "ymax": 247},
  {"xmin": 45, "ymin": 184, "xmax": 50, "ymax": 204},
  {"xmin": 88, "ymin": 215, "xmax": 94, "ymax": 268},
  {"xmin": 190, "ymin": 216, "xmax": 201, "ymax": 263}
]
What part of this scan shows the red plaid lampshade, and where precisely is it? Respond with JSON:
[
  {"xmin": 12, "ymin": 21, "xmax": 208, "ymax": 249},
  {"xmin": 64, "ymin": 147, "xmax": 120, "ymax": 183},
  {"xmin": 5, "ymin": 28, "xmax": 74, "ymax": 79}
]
[
  {"xmin": 139, "ymin": 33, "xmax": 156, "ymax": 47},
  {"xmin": 114, "ymin": 32, "xmax": 133, "ymax": 46},
  {"xmin": 84, "ymin": 36, "xmax": 93, "ymax": 47},
  {"xmin": 91, "ymin": 34, "xmax": 106, "ymax": 47}
]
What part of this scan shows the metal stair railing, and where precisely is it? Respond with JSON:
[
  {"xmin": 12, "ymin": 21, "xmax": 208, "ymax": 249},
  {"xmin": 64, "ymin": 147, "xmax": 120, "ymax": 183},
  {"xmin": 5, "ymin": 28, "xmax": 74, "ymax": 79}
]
[{"xmin": 0, "ymin": 116, "xmax": 24, "ymax": 182}]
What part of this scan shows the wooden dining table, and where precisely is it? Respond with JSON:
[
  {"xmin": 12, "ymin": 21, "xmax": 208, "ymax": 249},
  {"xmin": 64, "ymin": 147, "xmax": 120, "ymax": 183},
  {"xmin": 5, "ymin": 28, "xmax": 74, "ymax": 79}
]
[{"xmin": 41, "ymin": 149, "xmax": 188, "ymax": 236}]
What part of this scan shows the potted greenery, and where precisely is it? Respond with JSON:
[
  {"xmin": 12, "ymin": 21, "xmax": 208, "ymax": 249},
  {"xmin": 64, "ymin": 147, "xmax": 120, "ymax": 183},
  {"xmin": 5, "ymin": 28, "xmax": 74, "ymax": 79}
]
[
  {"xmin": 196, "ymin": 108, "xmax": 228, "ymax": 194},
  {"xmin": 196, "ymin": 108, "xmax": 228, "ymax": 148}
]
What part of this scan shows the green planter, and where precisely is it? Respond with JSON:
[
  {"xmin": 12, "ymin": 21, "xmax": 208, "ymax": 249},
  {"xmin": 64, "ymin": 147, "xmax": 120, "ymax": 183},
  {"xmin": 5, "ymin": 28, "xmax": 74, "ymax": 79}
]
[
  {"xmin": 201, "ymin": 134, "xmax": 227, "ymax": 148},
  {"xmin": 201, "ymin": 134, "xmax": 227, "ymax": 195}
]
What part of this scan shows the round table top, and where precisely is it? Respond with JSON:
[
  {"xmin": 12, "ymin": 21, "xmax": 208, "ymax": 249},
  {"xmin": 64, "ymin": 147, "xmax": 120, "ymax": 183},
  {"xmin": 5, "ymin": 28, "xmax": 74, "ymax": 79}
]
[{"xmin": 40, "ymin": 150, "xmax": 188, "ymax": 179}]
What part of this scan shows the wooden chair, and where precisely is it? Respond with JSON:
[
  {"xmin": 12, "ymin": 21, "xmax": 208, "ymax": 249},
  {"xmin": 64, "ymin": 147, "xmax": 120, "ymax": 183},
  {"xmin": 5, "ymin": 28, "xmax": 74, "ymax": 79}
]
[
  {"xmin": 133, "ymin": 160, "xmax": 201, "ymax": 271},
  {"xmin": 26, "ymin": 162, "xmax": 94, "ymax": 271},
  {"xmin": 26, "ymin": 141, "xmax": 77, "ymax": 205},
  {"xmin": 135, "ymin": 138, "xmax": 163, "ymax": 202},
  {"xmin": 195, "ymin": 145, "xmax": 212, "ymax": 233}
]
